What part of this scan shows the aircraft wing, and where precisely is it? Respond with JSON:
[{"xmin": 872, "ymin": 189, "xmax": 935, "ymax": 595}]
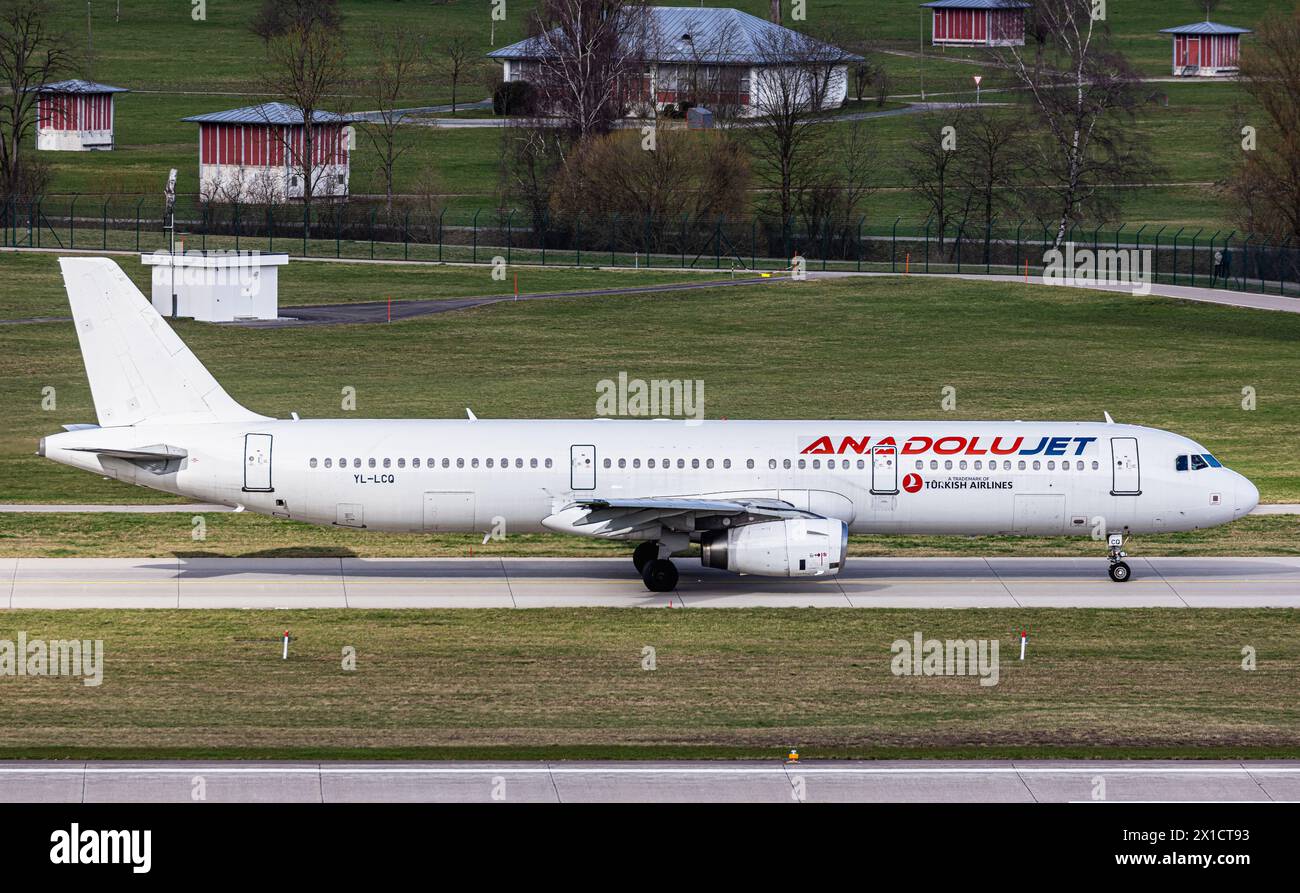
[{"xmin": 543, "ymin": 495, "xmax": 818, "ymax": 539}]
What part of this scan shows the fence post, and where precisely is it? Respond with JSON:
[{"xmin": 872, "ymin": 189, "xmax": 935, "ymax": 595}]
[
  {"xmin": 1152, "ymin": 225, "xmax": 1166, "ymax": 284},
  {"xmin": 134, "ymin": 197, "xmax": 144, "ymax": 251},
  {"xmin": 437, "ymin": 208, "xmax": 446, "ymax": 262},
  {"xmin": 542, "ymin": 211, "xmax": 549, "ymax": 266},
  {"xmin": 856, "ymin": 216, "xmax": 865, "ymax": 272},
  {"xmin": 1219, "ymin": 231, "xmax": 1235, "ymax": 288},
  {"xmin": 955, "ymin": 224, "xmax": 963, "ymax": 273},
  {"xmin": 1188, "ymin": 227, "xmax": 1203, "ymax": 286},
  {"xmin": 472, "ymin": 208, "xmax": 480, "ymax": 264},
  {"xmin": 68, "ymin": 195, "xmax": 78, "ymax": 249},
  {"xmin": 1280, "ymin": 238, "xmax": 1291, "ymax": 295},
  {"xmin": 751, "ymin": 217, "xmax": 757, "ymax": 271},
  {"xmin": 714, "ymin": 215, "xmax": 722, "ymax": 269},
  {"xmin": 575, "ymin": 216, "xmax": 581, "ymax": 267},
  {"xmin": 892, "ymin": 216, "xmax": 901, "ymax": 273},
  {"xmin": 100, "ymin": 198, "xmax": 107, "ymax": 250},
  {"xmin": 369, "ymin": 208, "xmax": 376, "ymax": 259},
  {"xmin": 1013, "ymin": 221, "xmax": 1023, "ymax": 274},
  {"xmin": 680, "ymin": 214, "xmax": 686, "ymax": 268},
  {"xmin": 611, "ymin": 213, "xmax": 618, "ymax": 266},
  {"xmin": 404, "ymin": 209, "xmax": 410, "ymax": 261},
  {"xmin": 1170, "ymin": 226, "xmax": 1185, "ymax": 285}
]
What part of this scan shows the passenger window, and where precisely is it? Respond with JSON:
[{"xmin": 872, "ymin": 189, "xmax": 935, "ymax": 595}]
[
  {"xmin": 1091, "ymin": 460, "xmax": 1099, "ymax": 470},
  {"xmin": 706, "ymin": 459, "xmax": 714, "ymax": 469},
  {"xmin": 412, "ymin": 458, "xmax": 420, "ymax": 468},
  {"xmin": 310, "ymin": 458, "xmax": 319, "ymax": 468},
  {"xmin": 783, "ymin": 459, "xmax": 791, "ymax": 469},
  {"xmin": 352, "ymin": 458, "xmax": 360, "ymax": 468},
  {"xmin": 677, "ymin": 459, "xmax": 685, "ymax": 469},
  {"xmin": 471, "ymin": 458, "xmax": 479, "ymax": 468},
  {"xmin": 456, "ymin": 458, "xmax": 464, "ymax": 468},
  {"xmin": 856, "ymin": 459, "xmax": 865, "ymax": 469},
  {"xmin": 1032, "ymin": 460, "xmax": 1041, "ymax": 471},
  {"xmin": 516, "ymin": 458, "xmax": 523, "ymax": 468},
  {"xmin": 944, "ymin": 460, "xmax": 952, "ymax": 470},
  {"xmin": 545, "ymin": 458, "xmax": 553, "ymax": 468},
  {"xmin": 618, "ymin": 458, "xmax": 626, "ymax": 469},
  {"xmin": 798, "ymin": 459, "xmax": 806, "ymax": 469},
  {"xmin": 959, "ymin": 460, "xmax": 967, "ymax": 470},
  {"xmin": 603, "ymin": 458, "xmax": 611, "ymax": 468},
  {"xmin": 692, "ymin": 459, "xmax": 700, "ymax": 469},
  {"xmin": 530, "ymin": 458, "xmax": 538, "ymax": 468},
  {"xmin": 1175, "ymin": 455, "xmax": 1189, "ymax": 472},
  {"xmin": 486, "ymin": 458, "xmax": 494, "ymax": 468},
  {"xmin": 1046, "ymin": 460, "xmax": 1054, "ymax": 470},
  {"xmin": 813, "ymin": 459, "xmax": 821, "ymax": 469},
  {"xmin": 767, "ymin": 459, "xmax": 776, "ymax": 469},
  {"xmin": 321, "ymin": 458, "xmax": 329, "ymax": 468},
  {"xmin": 1191, "ymin": 454, "xmax": 1208, "ymax": 470},
  {"xmin": 1018, "ymin": 460, "xmax": 1026, "ymax": 470},
  {"xmin": 443, "ymin": 458, "xmax": 451, "ymax": 468},
  {"xmin": 648, "ymin": 458, "xmax": 656, "ymax": 469},
  {"xmin": 397, "ymin": 458, "xmax": 405, "ymax": 469},
  {"xmin": 633, "ymin": 459, "xmax": 641, "ymax": 468},
  {"xmin": 368, "ymin": 458, "xmax": 376, "ymax": 468}
]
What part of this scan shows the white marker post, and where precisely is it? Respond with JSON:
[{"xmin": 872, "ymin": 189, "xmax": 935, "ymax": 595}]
[
  {"xmin": 282, "ymin": 630, "xmax": 290, "ymax": 660},
  {"xmin": 1019, "ymin": 630, "xmax": 1028, "ymax": 661}
]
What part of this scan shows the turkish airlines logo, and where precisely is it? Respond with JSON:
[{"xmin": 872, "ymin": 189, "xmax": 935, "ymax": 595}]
[{"xmin": 902, "ymin": 473, "xmax": 923, "ymax": 494}]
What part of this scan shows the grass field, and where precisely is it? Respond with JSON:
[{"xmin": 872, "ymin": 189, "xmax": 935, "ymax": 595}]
[
  {"xmin": 0, "ymin": 608, "xmax": 1296, "ymax": 759},
  {"xmin": 2, "ymin": 266, "xmax": 1296, "ymax": 509},
  {"xmin": 0, "ymin": 512, "xmax": 1295, "ymax": 559},
  {"xmin": 20, "ymin": 1, "xmax": 1279, "ymax": 228}
]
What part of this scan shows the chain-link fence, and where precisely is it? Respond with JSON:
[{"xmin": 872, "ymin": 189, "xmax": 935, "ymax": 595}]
[{"xmin": 4, "ymin": 194, "xmax": 1295, "ymax": 296}]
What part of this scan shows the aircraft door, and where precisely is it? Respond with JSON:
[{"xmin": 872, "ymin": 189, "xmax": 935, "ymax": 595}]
[
  {"xmin": 243, "ymin": 433, "xmax": 273, "ymax": 492},
  {"xmin": 871, "ymin": 445, "xmax": 898, "ymax": 495},
  {"xmin": 1110, "ymin": 437, "xmax": 1141, "ymax": 495},
  {"xmin": 571, "ymin": 444, "xmax": 596, "ymax": 490}
]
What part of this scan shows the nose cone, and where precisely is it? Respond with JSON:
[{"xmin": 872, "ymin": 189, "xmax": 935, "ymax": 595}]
[{"xmin": 1234, "ymin": 472, "xmax": 1260, "ymax": 518}]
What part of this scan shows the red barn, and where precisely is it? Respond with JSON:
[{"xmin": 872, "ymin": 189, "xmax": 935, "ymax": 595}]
[
  {"xmin": 182, "ymin": 101, "xmax": 353, "ymax": 203},
  {"xmin": 35, "ymin": 80, "xmax": 128, "ymax": 151},
  {"xmin": 923, "ymin": 0, "xmax": 1028, "ymax": 47},
  {"xmin": 1160, "ymin": 21, "xmax": 1251, "ymax": 77}
]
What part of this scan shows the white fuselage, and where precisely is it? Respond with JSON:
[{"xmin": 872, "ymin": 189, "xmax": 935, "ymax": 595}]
[{"xmin": 42, "ymin": 418, "xmax": 1258, "ymax": 539}]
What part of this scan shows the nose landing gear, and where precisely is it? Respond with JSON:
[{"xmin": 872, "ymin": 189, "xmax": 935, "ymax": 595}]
[{"xmin": 1107, "ymin": 533, "xmax": 1132, "ymax": 583}]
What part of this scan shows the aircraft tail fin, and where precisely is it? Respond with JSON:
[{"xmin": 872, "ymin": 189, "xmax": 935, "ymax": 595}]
[{"xmin": 58, "ymin": 257, "xmax": 269, "ymax": 427}]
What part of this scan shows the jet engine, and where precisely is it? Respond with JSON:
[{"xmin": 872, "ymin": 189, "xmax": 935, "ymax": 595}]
[{"xmin": 700, "ymin": 518, "xmax": 847, "ymax": 577}]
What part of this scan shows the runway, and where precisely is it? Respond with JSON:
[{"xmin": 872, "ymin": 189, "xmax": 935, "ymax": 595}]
[
  {"xmin": 4, "ymin": 556, "xmax": 1300, "ymax": 608},
  {"xmin": 1, "ymin": 760, "xmax": 1297, "ymax": 802}
]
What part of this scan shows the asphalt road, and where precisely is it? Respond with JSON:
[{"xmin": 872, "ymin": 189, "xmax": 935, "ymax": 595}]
[
  {"xmin": 4, "ymin": 556, "xmax": 1300, "ymax": 608},
  {"xmin": 1, "ymin": 761, "xmax": 1296, "ymax": 802}
]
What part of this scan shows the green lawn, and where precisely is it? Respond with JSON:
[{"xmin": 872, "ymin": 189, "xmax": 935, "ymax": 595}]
[
  {"xmin": 0, "ymin": 512, "xmax": 1294, "ymax": 559},
  {"xmin": 0, "ymin": 608, "xmax": 1296, "ymax": 759},
  {"xmin": 1, "ymin": 267, "xmax": 1295, "ymax": 507}
]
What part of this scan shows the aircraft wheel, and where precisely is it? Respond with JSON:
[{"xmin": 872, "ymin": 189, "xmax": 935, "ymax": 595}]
[
  {"xmin": 632, "ymin": 541, "xmax": 658, "ymax": 575},
  {"xmin": 1108, "ymin": 561, "xmax": 1132, "ymax": 583},
  {"xmin": 642, "ymin": 559, "xmax": 679, "ymax": 592}
]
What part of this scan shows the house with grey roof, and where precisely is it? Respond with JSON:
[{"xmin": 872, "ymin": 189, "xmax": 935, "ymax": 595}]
[
  {"xmin": 1159, "ymin": 21, "xmax": 1251, "ymax": 77},
  {"xmin": 181, "ymin": 102, "xmax": 354, "ymax": 203},
  {"xmin": 487, "ymin": 6, "xmax": 861, "ymax": 118},
  {"xmin": 35, "ymin": 80, "xmax": 129, "ymax": 151}
]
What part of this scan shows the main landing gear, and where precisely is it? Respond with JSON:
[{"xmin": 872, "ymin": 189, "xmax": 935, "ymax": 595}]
[
  {"xmin": 1107, "ymin": 533, "xmax": 1132, "ymax": 583},
  {"xmin": 633, "ymin": 539, "xmax": 681, "ymax": 592}
]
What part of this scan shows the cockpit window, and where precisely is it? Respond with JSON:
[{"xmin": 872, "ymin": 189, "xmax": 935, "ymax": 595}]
[
  {"xmin": 1175, "ymin": 455, "xmax": 1188, "ymax": 471},
  {"xmin": 1190, "ymin": 454, "xmax": 1209, "ymax": 470},
  {"xmin": 1203, "ymin": 453, "xmax": 1223, "ymax": 468}
]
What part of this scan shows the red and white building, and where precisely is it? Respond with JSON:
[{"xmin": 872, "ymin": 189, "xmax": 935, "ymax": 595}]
[
  {"xmin": 923, "ymin": 0, "xmax": 1028, "ymax": 47},
  {"xmin": 35, "ymin": 80, "xmax": 128, "ymax": 151},
  {"xmin": 182, "ymin": 102, "xmax": 353, "ymax": 203},
  {"xmin": 1160, "ymin": 21, "xmax": 1251, "ymax": 77}
]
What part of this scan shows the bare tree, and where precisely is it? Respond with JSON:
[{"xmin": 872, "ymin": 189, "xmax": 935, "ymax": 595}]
[
  {"xmin": 904, "ymin": 113, "xmax": 963, "ymax": 248},
  {"xmin": 549, "ymin": 127, "xmax": 750, "ymax": 251},
  {"xmin": 261, "ymin": 18, "xmax": 349, "ymax": 214},
  {"xmin": 747, "ymin": 26, "xmax": 851, "ymax": 227},
  {"xmin": 997, "ymin": 0, "xmax": 1158, "ymax": 246},
  {"xmin": 438, "ymin": 30, "xmax": 473, "ymax": 114},
  {"xmin": 525, "ymin": 0, "xmax": 651, "ymax": 138},
  {"xmin": 251, "ymin": 0, "xmax": 340, "ymax": 42},
  {"xmin": 951, "ymin": 105, "xmax": 1028, "ymax": 254},
  {"xmin": 793, "ymin": 120, "xmax": 878, "ymax": 249},
  {"xmin": 1224, "ymin": 6, "xmax": 1300, "ymax": 240},
  {"xmin": 359, "ymin": 27, "xmax": 420, "ymax": 211},
  {"xmin": 0, "ymin": 0, "xmax": 71, "ymax": 200}
]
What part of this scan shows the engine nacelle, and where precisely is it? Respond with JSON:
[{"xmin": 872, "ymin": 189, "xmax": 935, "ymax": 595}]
[{"xmin": 701, "ymin": 518, "xmax": 847, "ymax": 577}]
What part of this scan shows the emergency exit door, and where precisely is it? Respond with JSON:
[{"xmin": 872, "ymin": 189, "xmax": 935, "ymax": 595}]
[
  {"xmin": 1110, "ymin": 437, "xmax": 1141, "ymax": 495},
  {"xmin": 871, "ymin": 445, "xmax": 898, "ymax": 494},
  {"xmin": 243, "ymin": 433, "xmax": 274, "ymax": 492},
  {"xmin": 571, "ymin": 444, "xmax": 596, "ymax": 490}
]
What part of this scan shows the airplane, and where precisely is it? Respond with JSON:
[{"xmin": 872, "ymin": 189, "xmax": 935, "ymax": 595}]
[{"xmin": 39, "ymin": 258, "xmax": 1259, "ymax": 591}]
